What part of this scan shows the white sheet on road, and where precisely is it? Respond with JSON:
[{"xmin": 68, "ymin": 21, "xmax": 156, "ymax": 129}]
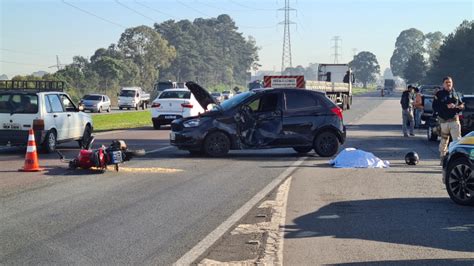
[{"xmin": 329, "ymin": 148, "xmax": 390, "ymax": 168}]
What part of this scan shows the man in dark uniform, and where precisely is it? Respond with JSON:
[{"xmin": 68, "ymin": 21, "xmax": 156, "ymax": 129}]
[{"xmin": 432, "ymin": 76, "xmax": 464, "ymax": 163}]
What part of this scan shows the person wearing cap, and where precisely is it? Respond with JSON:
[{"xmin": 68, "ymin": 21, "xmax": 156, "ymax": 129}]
[
  {"xmin": 433, "ymin": 76, "xmax": 464, "ymax": 163},
  {"xmin": 400, "ymin": 85, "xmax": 416, "ymax": 137}
]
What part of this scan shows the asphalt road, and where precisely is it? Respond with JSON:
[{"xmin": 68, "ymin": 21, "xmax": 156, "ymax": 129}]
[{"xmin": 0, "ymin": 92, "xmax": 385, "ymax": 265}]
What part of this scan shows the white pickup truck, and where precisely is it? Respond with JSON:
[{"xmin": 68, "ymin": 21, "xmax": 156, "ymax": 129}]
[{"xmin": 118, "ymin": 87, "xmax": 150, "ymax": 110}]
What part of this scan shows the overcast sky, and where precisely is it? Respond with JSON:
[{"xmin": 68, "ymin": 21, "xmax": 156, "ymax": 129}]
[{"xmin": 1, "ymin": 0, "xmax": 473, "ymax": 78}]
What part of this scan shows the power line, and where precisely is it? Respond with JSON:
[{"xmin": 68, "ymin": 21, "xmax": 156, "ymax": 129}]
[
  {"xmin": 279, "ymin": 0, "xmax": 296, "ymax": 72},
  {"xmin": 114, "ymin": 0, "xmax": 157, "ymax": 23},
  {"xmin": 331, "ymin": 36, "xmax": 342, "ymax": 64},
  {"xmin": 61, "ymin": 0, "xmax": 127, "ymax": 29},
  {"xmin": 134, "ymin": 0, "xmax": 177, "ymax": 20},
  {"xmin": 227, "ymin": 0, "xmax": 276, "ymax": 11},
  {"xmin": 176, "ymin": 0, "xmax": 210, "ymax": 17}
]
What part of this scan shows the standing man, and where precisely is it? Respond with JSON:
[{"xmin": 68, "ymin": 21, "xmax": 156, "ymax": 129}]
[
  {"xmin": 400, "ymin": 85, "xmax": 415, "ymax": 137},
  {"xmin": 433, "ymin": 76, "xmax": 464, "ymax": 163},
  {"xmin": 413, "ymin": 87, "xmax": 423, "ymax": 128}
]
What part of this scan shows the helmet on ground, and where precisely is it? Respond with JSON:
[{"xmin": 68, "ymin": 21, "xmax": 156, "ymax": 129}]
[{"xmin": 405, "ymin": 151, "xmax": 419, "ymax": 165}]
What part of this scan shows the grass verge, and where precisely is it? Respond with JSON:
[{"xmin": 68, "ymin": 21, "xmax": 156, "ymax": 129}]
[
  {"xmin": 92, "ymin": 111, "xmax": 151, "ymax": 132},
  {"xmin": 353, "ymin": 86, "xmax": 376, "ymax": 95}
]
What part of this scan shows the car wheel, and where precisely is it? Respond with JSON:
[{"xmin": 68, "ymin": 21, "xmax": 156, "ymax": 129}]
[
  {"xmin": 203, "ymin": 131, "xmax": 230, "ymax": 157},
  {"xmin": 135, "ymin": 104, "xmax": 138, "ymax": 111},
  {"xmin": 314, "ymin": 131, "xmax": 340, "ymax": 157},
  {"xmin": 42, "ymin": 130, "xmax": 57, "ymax": 153},
  {"xmin": 428, "ymin": 126, "xmax": 438, "ymax": 141},
  {"xmin": 153, "ymin": 120, "xmax": 161, "ymax": 130},
  {"xmin": 446, "ymin": 157, "xmax": 474, "ymax": 206},
  {"xmin": 98, "ymin": 106, "xmax": 102, "ymax": 113},
  {"xmin": 293, "ymin": 146, "xmax": 313, "ymax": 154},
  {"xmin": 78, "ymin": 125, "xmax": 92, "ymax": 149},
  {"xmin": 119, "ymin": 107, "xmax": 123, "ymax": 110},
  {"xmin": 107, "ymin": 106, "xmax": 111, "ymax": 112}
]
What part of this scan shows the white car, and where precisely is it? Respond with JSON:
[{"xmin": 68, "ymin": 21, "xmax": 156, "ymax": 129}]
[
  {"xmin": 0, "ymin": 81, "xmax": 93, "ymax": 152},
  {"xmin": 81, "ymin": 94, "xmax": 111, "ymax": 113},
  {"xmin": 150, "ymin": 88, "xmax": 205, "ymax": 129}
]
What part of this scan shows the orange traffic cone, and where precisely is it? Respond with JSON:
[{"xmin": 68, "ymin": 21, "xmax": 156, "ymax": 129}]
[{"xmin": 19, "ymin": 129, "xmax": 44, "ymax": 172}]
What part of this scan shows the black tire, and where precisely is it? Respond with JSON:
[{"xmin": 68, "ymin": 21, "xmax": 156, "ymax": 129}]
[
  {"xmin": 78, "ymin": 125, "xmax": 92, "ymax": 149},
  {"xmin": 98, "ymin": 106, "xmax": 102, "ymax": 113},
  {"xmin": 142, "ymin": 102, "xmax": 147, "ymax": 110},
  {"xmin": 427, "ymin": 126, "xmax": 438, "ymax": 141},
  {"xmin": 313, "ymin": 131, "xmax": 340, "ymax": 157},
  {"xmin": 153, "ymin": 120, "xmax": 161, "ymax": 130},
  {"xmin": 107, "ymin": 106, "xmax": 111, "ymax": 112},
  {"xmin": 293, "ymin": 146, "xmax": 313, "ymax": 154},
  {"xmin": 119, "ymin": 107, "xmax": 123, "ymax": 110},
  {"xmin": 445, "ymin": 157, "xmax": 474, "ymax": 206},
  {"xmin": 203, "ymin": 131, "xmax": 230, "ymax": 157},
  {"xmin": 135, "ymin": 104, "xmax": 138, "ymax": 111},
  {"xmin": 347, "ymin": 96, "xmax": 352, "ymax": 110},
  {"xmin": 127, "ymin": 108, "xmax": 130, "ymax": 110},
  {"xmin": 42, "ymin": 130, "xmax": 57, "ymax": 153}
]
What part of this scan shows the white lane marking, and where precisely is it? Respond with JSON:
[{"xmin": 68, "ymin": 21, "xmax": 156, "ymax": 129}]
[
  {"xmin": 174, "ymin": 157, "xmax": 307, "ymax": 265},
  {"xmin": 145, "ymin": 146, "xmax": 173, "ymax": 154}
]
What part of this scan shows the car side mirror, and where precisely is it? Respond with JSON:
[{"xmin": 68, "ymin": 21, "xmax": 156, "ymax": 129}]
[
  {"xmin": 207, "ymin": 103, "xmax": 217, "ymax": 110},
  {"xmin": 78, "ymin": 103, "xmax": 84, "ymax": 112}
]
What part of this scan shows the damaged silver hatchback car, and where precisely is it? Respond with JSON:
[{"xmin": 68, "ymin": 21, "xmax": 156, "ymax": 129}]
[{"xmin": 170, "ymin": 81, "xmax": 346, "ymax": 157}]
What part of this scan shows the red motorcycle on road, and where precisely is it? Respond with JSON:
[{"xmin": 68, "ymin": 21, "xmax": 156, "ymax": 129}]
[{"xmin": 57, "ymin": 137, "xmax": 145, "ymax": 172}]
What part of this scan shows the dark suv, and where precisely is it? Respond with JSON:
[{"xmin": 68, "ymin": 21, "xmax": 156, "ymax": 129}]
[{"xmin": 170, "ymin": 82, "xmax": 346, "ymax": 157}]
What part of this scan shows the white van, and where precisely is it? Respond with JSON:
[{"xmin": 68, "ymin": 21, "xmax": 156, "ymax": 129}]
[{"xmin": 0, "ymin": 81, "xmax": 93, "ymax": 152}]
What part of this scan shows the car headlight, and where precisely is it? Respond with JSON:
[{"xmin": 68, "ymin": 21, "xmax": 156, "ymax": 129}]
[{"xmin": 183, "ymin": 118, "xmax": 201, "ymax": 128}]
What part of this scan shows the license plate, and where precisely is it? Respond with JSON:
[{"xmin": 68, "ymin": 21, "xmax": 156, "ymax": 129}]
[
  {"xmin": 170, "ymin": 132, "xmax": 176, "ymax": 141},
  {"xmin": 2, "ymin": 123, "xmax": 20, "ymax": 129},
  {"xmin": 110, "ymin": 151, "xmax": 123, "ymax": 164},
  {"xmin": 165, "ymin": 115, "xmax": 177, "ymax": 119}
]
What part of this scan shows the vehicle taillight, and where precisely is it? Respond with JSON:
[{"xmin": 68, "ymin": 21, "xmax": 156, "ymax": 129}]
[
  {"xmin": 181, "ymin": 103, "xmax": 193, "ymax": 108},
  {"xmin": 33, "ymin": 119, "xmax": 44, "ymax": 130},
  {"xmin": 331, "ymin": 107, "xmax": 343, "ymax": 120},
  {"xmin": 151, "ymin": 103, "xmax": 161, "ymax": 108}
]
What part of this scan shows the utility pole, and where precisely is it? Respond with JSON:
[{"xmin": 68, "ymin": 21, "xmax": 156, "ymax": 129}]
[
  {"xmin": 352, "ymin": 48, "xmax": 358, "ymax": 58},
  {"xmin": 279, "ymin": 0, "xmax": 296, "ymax": 73},
  {"xmin": 48, "ymin": 55, "xmax": 66, "ymax": 71},
  {"xmin": 331, "ymin": 36, "xmax": 342, "ymax": 64}
]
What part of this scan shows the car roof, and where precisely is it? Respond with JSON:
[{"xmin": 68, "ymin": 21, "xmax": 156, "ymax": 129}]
[{"xmin": 162, "ymin": 88, "xmax": 190, "ymax": 92}]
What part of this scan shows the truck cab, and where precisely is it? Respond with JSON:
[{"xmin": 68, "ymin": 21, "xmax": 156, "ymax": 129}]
[{"xmin": 118, "ymin": 87, "xmax": 150, "ymax": 110}]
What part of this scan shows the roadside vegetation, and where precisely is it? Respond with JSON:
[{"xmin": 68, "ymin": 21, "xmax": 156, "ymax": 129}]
[
  {"xmin": 92, "ymin": 111, "xmax": 151, "ymax": 132},
  {"xmin": 353, "ymin": 86, "xmax": 376, "ymax": 95}
]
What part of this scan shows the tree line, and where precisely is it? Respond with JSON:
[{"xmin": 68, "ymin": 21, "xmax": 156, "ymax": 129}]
[
  {"xmin": 11, "ymin": 14, "xmax": 259, "ymax": 102},
  {"xmin": 391, "ymin": 20, "xmax": 473, "ymax": 93}
]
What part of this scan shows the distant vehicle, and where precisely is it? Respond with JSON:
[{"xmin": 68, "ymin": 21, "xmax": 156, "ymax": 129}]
[
  {"xmin": 222, "ymin": 90, "xmax": 234, "ymax": 100},
  {"xmin": 81, "ymin": 94, "xmax": 111, "ymax": 113},
  {"xmin": 248, "ymin": 80, "xmax": 264, "ymax": 90},
  {"xmin": 420, "ymin": 84, "xmax": 441, "ymax": 123},
  {"xmin": 152, "ymin": 81, "xmax": 178, "ymax": 100},
  {"xmin": 170, "ymin": 82, "xmax": 346, "ymax": 157},
  {"xmin": 384, "ymin": 79, "xmax": 395, "ymax": 93},
  {"xmin": 150, "ymin": 88, "xmax": 205, "ymax": 129},
  {"xmin": 0, "ymin": 80, "xmax": 93, "ymax": 152},
  {"xmin": 264, "ymin": 64, "xmax": 354, "ymax": 110},
  {"xmin": 442, "ymin": 131, "xmax": 474, "ymax": 206},
  {"xmin": 118, "ymin": 87, "xmax": 150, "ymax": 110},
  {"xmin": 211, "ymin": 92, "xmax": 223, "ymax": 103}
]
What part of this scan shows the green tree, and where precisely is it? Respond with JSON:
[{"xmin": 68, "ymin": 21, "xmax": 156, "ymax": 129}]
[
  {"xmin": 390, "ymin": 28, "xmax": 425, "ymax": 77},
  {"xmin": 426, "ymin": 20, "xmax": 474, "ymax": 93},
  {"xmin": 349, "ymin": 51, "xmax": 380, "ymax": 88},
  {"xmin": 91, "ymin": 56, "xmax": 126, "ymax": 94},
  {"xmin": 425, "ymin": 31, "xmax": 445, "ymax": 65},
  {"xmin": 118, "ymin": 25, "xmax": 176, "ymax": 91},
  {"xmin": 403, "ymin": 53, "xmax": 427, "ymax": 84}
]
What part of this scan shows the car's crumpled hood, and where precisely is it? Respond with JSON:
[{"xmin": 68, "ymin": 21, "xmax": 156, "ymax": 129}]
[{"xmin": 185, "ymin": 81, "xmax": 218, "ymax": 110}]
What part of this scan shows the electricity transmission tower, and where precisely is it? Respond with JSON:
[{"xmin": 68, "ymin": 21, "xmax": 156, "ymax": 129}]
[
  {"xmin": 331, "ymin": 36, "xmax": 342, "ymax": 64},
  {"xmin": 279, "ymin": 0, "xmax": 296, "ymax": 72},
  {"xmin": 48, "ymin": 55, "xmax": 66, "ymax": 71}
]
